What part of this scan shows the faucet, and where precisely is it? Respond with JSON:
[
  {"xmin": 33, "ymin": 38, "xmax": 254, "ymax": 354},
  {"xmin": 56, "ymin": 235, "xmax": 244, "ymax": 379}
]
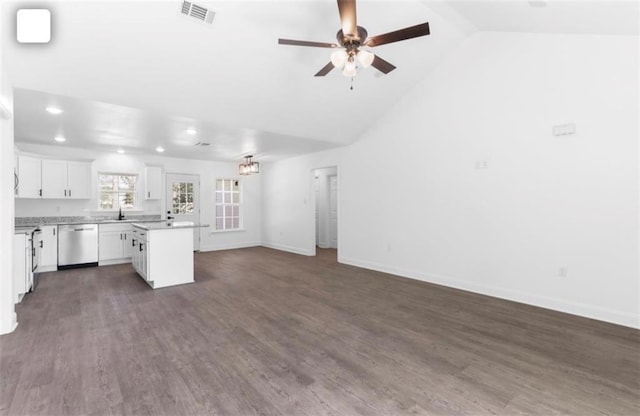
[{"xmin": 118, "ymin": 208, "xmax": 125, "ymax": 221}]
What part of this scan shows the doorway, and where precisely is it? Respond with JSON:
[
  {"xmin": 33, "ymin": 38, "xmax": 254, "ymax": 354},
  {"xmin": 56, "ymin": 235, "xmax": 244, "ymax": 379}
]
[
  {"xmin": 313, "ymin": 167, "xmax": 338, "ymax": 252},
  {"xmin": 165, "ymin": 173, "xmax": 200, "ymax": 251}
]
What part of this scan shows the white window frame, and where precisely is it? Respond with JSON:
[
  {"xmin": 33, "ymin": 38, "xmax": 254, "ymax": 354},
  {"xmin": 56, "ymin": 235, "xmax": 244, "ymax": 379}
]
[
  {"xmin": 98, "ymin": 172, "xmax": 138, "ymax": 211},
  {"xmin": 214, "ymin": 178, "xmax": 242, "ymax": 231}
]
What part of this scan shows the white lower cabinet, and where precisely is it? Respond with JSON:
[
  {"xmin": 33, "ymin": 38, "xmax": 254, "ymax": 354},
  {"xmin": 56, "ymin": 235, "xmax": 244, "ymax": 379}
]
[
  {"xmin": 98, "ymin": 223, "xmax": 134, "ymax": 265},
  {"xmin": 12, "ymin": 233, "xmax": 31, "ymax": 303},
  {"xmin": 131, "ymin": 225, "xmax": 194, "ymax": 289},
  {"xmin": 39, "ymin": 225, "xmax": 58, "ymax": 272},
  {"xmin": 131, "ymin": 229, "xmax": 149, "ymax": 280}
]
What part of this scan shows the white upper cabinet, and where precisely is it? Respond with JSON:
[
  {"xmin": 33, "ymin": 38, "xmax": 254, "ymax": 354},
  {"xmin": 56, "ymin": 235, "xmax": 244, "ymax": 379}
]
[
  {"xmin": 16, "ymin": 156, "xmax": 92, "ymax": 199},
  {"xmin": 67, "ymin": 161, "xmax": 92, "ymax": 199},
  {"xmin": 145, "ymin": 166, "xmax": 162, "ymax": 200},
  {"xmin": 41, "ymin": 159, "xmax": 68, "ymax": 198},
  {"xmin": 16, "ymin": 155, "xmax": 42, "ymax": 198}
]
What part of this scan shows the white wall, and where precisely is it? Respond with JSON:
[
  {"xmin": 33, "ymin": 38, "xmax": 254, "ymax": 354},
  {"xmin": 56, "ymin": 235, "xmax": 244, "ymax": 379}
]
[
  {"xmin": 262, "ymin": 149, "xmax": 342, "ymax": 256},
  {"xmin": 262, "ymin": 32, "xmax": 639, "ymax": 328},
  {"xmin": 15, "ymin": 143, "xmax": 262, "ymax": 251},
  {"xmin": 0, "ymin": 26, "xmax": 17, "ymax": 334}
]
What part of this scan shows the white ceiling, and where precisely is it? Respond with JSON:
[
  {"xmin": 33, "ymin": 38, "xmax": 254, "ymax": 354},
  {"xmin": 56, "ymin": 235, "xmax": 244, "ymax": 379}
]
[{"xmin": 3, "ymin": 1, "xmax": 637, "ymax": 162}]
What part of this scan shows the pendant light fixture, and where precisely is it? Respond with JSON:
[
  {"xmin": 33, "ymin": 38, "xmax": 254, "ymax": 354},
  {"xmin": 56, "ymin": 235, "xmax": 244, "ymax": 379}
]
[{"xmin": 239, "ymin": 155, "xmax": 259, "ymax": 176}]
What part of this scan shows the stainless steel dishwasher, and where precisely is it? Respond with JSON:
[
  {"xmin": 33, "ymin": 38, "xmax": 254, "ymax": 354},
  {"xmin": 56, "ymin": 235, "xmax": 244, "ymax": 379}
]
[{"xmin": 58, "ymin": 224, "xmax": 99, "ymax": 269}]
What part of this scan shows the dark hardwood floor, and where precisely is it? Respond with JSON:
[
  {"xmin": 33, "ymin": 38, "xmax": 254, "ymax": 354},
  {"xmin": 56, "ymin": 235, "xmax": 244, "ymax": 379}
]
[{"xmin": 1, "ymin": 247, "xmax": 638, "ymax": 415}]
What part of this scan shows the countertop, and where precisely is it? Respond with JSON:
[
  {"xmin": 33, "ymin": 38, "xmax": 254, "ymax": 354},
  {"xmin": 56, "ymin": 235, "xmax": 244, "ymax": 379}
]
[
  {"xmin": 15, "ymin": 218, "xmax": 163, "ymax": 227},
  {"xmin": 131, "ymin": 221, "xmax": 210, "ymax": 231}
]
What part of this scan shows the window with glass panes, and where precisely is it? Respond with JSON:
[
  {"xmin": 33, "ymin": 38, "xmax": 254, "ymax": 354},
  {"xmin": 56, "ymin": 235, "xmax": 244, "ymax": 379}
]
[
  {"xmin": 99, "ymin": 173, "xmax": 137, "ymax": 210},
  {"xmin": 171, "ymin": 182, "xmax": 194, "ymax": 214},
  {"xmin": 215, "ymin": 179, "xmax": 241, "ymax": 230}
]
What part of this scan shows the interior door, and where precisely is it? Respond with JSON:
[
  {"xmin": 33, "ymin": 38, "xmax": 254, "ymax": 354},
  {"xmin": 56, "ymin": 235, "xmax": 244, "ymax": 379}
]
[
  {"xmin": 329, "ymin": 175, "xmax": 338, "ymax": 249},
  {"xmin": 166, "ymin": 173, "xmax": 200, "ymax": 251}
]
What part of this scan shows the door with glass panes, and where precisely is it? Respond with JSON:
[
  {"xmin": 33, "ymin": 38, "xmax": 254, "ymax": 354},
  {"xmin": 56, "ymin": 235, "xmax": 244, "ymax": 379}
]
[{"xmin": 165, "ymin": 173, "xmax": 200, "ymax": 250}]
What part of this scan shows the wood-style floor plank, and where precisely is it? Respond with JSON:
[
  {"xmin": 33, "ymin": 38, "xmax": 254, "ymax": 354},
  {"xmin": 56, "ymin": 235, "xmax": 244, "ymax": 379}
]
[{"xmin": 0, "ymin": 247, "xmax": 638, "ymax": 415}]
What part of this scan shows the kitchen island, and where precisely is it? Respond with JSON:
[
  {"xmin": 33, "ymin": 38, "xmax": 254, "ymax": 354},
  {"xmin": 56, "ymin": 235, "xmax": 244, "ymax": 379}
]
[{"xmin": 131, "ymin": 221, "xmax": 209, "ymax": 289}]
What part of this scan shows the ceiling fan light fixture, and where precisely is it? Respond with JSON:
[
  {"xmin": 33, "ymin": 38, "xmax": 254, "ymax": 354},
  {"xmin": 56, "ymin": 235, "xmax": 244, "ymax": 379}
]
[
  {"xmin": 342, "ymin": 59, "xmax": 357, "ymax": 77},
  {"xmin": 239, "ymin": 155, "xmax": 259, "ymax": 176},
  {"xmin": 357, "ymin": 49, "xmax": 374, "ymax": 67},
  {"xmin": 330, "ymin": 50, "xmax": 348, "ymax": 68}
]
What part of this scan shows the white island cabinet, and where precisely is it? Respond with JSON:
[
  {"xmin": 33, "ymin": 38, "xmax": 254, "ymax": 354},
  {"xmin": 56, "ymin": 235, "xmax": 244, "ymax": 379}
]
[{"xmin": 131, "ymin": 222, "xmax": 208, "ymax": 289}]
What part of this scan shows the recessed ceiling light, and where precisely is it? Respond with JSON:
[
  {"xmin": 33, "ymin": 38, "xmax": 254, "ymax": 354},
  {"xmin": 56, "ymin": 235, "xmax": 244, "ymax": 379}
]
[
  {"xmin": 187, "ymin": 128, "xmax": 197, "ymax": 135},
  {"xmin": 117, "ymin": 149, "xmax": 125, "ymax": 154},
  {"xmin": 54, "ymin": 136, "xmax": 66, "ymax": 143},
  {"xmin": 155, "ymin": 146, "xmax": 165, "ymax": 153},
  {"xmin": 46, "ymin": 106, "xmax": 63, "ymax": 115}
]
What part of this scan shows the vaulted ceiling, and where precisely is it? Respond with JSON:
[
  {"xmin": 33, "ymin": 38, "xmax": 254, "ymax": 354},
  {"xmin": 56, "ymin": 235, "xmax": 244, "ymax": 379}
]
[{"xmin": 3, "ymin": 1, "xmax": 637, "ymax": 161}]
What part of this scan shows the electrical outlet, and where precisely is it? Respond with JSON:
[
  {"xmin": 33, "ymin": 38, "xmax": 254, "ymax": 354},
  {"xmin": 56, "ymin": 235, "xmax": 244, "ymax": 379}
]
[{"xmin": 475, "ymin": 160, "xmax": 488, "ymax": 170}]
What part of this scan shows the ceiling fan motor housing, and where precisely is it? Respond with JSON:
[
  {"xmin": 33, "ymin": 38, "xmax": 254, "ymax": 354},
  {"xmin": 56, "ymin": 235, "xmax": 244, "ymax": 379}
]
[{"xmin": 337, "ymin": 26, "xmax": 368, "ymax": 50}]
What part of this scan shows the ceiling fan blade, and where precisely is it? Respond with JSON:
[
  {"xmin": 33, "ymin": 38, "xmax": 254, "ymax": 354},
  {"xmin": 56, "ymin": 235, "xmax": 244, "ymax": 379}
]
[
  {"xmin": 337, "ymin": 0, "xmax": 358, "ymax": 37},
  {"xmin": 371, "ymin": 55, "xmax": 396, "ymax": 74},
  {"xmin": 314, "ymin": 62, "xmax": 335, "ymax": 77},
  {"xmin": 278, "ymin": 38, "xmax": 339, "ymax": 48},
  {"xmin": 365, "ymin": 22, "xmax": 430, "ymax": 47}
]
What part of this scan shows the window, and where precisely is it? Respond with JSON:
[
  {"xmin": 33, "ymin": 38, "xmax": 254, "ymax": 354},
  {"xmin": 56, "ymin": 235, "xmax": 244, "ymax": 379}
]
[
  {"xmin": 99, "ymin": 173, "xmax": 137, "ymax": 210},
  {"xmin": 171, "ymin": 181, "xmax": 194, "ymax": 214},
  {"xmin": 215, "ymin": 179, "xmax": 241, "ymax": 230}
]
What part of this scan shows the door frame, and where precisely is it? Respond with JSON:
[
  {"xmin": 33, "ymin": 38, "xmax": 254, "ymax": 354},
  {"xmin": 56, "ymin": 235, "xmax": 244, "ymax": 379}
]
[{"xmin": 310, "ymin": 165, "xmax": 339, "ymax": 257}]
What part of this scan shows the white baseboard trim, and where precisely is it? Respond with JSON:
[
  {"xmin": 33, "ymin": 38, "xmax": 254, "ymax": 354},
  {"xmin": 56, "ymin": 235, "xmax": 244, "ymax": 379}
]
[
  {"xmin": 98, "ymin": 258, "xmax": 131, "ymax": 267},
  {"xmin": 37, "ymin": 265, "xmax": 58, "ymax": 273},
  {"xmin": 261, "ymin": 242, "xmax": 314, "ymax": 256},
  {"xmin": 338, "ymin": 255, "xmax": 640, "ymax": 329},
  {"xmin": 0, "ymin": 312, "xmax": 18, "ymax": 335},
  {"xmin": 199, "ymin": 242, "xmax": 261, "ymax": 252}
]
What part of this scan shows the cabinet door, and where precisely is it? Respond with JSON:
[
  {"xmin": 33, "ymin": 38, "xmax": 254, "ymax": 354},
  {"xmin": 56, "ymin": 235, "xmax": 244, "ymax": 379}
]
[
  {"xmin": 123, "ymin": 231, "xmax": 134, "ymax": 258},
  {"xmin": 41, "ymin": 159, "xmax": 68, "ymax": 199},
  {"xmin": 39, "ymin": 226, "xmax": 58, "ymax": 268},
  {"xmin": 12, "ymin": 234, "xmax": 27, "ymax": 301},
  {"xmin": 99, "ymin": 231, "xmax": 124, "ymax": 261},
  {"xmin": 139, "ymin": 240, "xmax": 148, "ymax": 280},
  {"xmin": 145, "ymin": 167, "xmax": 162, "ymax": 200},
  {"xmin": 17, "ymin": 156, "xmax": 42, "ymax": 198},
  {"xmin": 67, "ymin": 161, "xmax": 92, "ymax": 199}
]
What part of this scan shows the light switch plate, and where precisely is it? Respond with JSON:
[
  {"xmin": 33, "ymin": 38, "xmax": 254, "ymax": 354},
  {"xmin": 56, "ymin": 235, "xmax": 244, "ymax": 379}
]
[{"xmin": 552, "ymin": 123, "xmax": 577, "ymax": 136}]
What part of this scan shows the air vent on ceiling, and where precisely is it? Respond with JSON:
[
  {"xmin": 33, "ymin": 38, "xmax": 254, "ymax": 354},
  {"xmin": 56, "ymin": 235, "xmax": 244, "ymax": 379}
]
[
  {"xmin": 180, "ymin": 1, "xmax": 215, "ymax": 24},
  {"xmin": 194, "ymin": 142, "xmax": 211, "ymax": 147}
]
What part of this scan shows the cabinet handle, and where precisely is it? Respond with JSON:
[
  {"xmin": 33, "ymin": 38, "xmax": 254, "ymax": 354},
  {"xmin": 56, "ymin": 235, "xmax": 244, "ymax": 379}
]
[
  {"xmin": 64, "ymin": 189, "xmax": 67, "ymax": 197},
  {"xmin": 39, "ymin": 189, "xmax": 42, "ymax": 197},
  {"xmin": 148, "ymin": 191, "xmax": 150, "ymax": 198},
  {"xmin": 124, "ymin": 234, "xmax": 127, "ymax": 240},
  {"xmin": 132, "ymin": 238, "xmax": 136, "ymax": 247},
  {"xmin": 139, "ymin": 243, "xmax": 143, "ymax": 252},
  {"xmin": 120, "ymin": 233, "xmax": 123, "ymax": 240},
  {"xmin": 39, "ymin": 241, "xmax": 43, "ymax": 248},
  {"xmin": 68, "ymin": 189, "xmax": 71, "ymax": 197},
  {"xmin": 53, "ymin": 228, "xmax": 56, "ymax": 236}
]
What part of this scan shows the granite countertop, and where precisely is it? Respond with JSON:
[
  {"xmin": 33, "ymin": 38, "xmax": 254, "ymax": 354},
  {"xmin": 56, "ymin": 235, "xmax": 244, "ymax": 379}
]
[
  {"xmin": 15, "ymin": 215, "xmax": 162, "ymax": 227},
  {"xmin": 131, "ymin": 221, "xmax": 210, "ymax": 231}
]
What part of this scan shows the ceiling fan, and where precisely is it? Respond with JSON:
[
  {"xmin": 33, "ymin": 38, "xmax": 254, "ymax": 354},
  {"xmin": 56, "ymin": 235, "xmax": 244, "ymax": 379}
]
[{"xmin": 278, "ymin": 0, "xmax": 430, "ymax": 77}]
